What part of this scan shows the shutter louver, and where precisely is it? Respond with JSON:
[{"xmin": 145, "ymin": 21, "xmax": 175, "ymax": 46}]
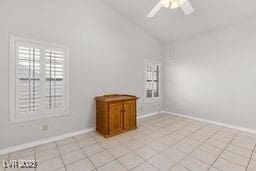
[
  {"xmin": 145, "ymin": 61, "xmax": 160, "ymax": 100},
  {"xmin": 16, "ymin": 46, "xmax": 41, "ymax": 113},
  {"xmin": 146, "ymin": 64, "xmax": 153, "ymax": 98},
  {"xmin": 11, "ymin": 36, "xmax": 68, "ymax": 122},
  {"xmin": 45, "ymin": 50, "xmax": 65, "ymax": 111},
  {"xmin": 153, "ymin": 65, "xmax": 159, "ymax": 97}
]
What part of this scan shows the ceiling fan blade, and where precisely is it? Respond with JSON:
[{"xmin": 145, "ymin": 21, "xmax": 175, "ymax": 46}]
[
  {"xmin": 180, "ymin": 0, "xmax": 194, "ymax": 15},
  {"xmin": 147, "ymin": 1, "xmax": 162, "ymax": 18}
]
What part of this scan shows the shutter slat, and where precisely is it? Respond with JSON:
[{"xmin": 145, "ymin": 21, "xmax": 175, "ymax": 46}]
[
  {"xmin": 145, "ymin": 63, "xmax": 160, "ymax": 98},
  {"xmin": 15, "ymin": 42, "xmax": 66, "ymax": 116},
  {"xmin": 16, "ymin": 46, "xmax": 41, "ymax": 112},
  {"xmin": 45, "ymin": 50, "xmax": 65, "ymax": 111},
  {"xmin": 13, "ymin": 39, "xmax": 67, "ymax": 119}
]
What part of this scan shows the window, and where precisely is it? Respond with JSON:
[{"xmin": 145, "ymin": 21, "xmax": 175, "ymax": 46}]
[
  {"xmin": 10, "ymin": 36, "xmax": 69, "ymax": 123},
  {"xmin": 144, "ymin": 60, "xmax": 161, "ymax": 102}
]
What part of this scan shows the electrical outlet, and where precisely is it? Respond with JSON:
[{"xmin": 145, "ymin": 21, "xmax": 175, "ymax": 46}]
[{"xmin": 42, "ymin": 125, "xmax": 48, "ymax": 131}]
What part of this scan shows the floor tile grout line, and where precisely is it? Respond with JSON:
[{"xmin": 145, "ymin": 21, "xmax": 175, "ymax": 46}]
[
  {"xmin": 138, "ymin": 115, "xmax": 177, "ymax": 124},
  {"xmin": 137, "ymin": 116, "xmax": 179, "ymax": 133},
  {"xmin": 59, "ymin": 148, "xmax": 88, "ymax": 167},
  {"xmin": 80, "ymin": 118, "xmax": 252, "ymax": 171},
  {"xmin": 160, "ymin": 125, "xmax": 208, "ymax": 169},
  {"xmin": 81, "ymin": 116, "xmax": 193, "ymax": 170},
  {"xmin": 223, "ymin": 143, "xmax": 254, "ymax": 160},
  {"xmin": 144, "ymin": 120, "xmax": 203, "ymax": 156},
  {"xmin": 87, "ymin": 134, "xmax": 148, "ymax": 170},
  {"xmin": 138, "ymin": 119, "xmax": 208, "ymax": 170},
  {"xmin": 88, "ymin": 135, "xmax": 131, "ymax": 170},
  {"xmin": 124, "ymin": 116, "xmax": 202, "ymax": 170},
  {"xmin": 5, "ymin": 114, "xmax": 255, "ymax": 171},
  {"xmin": 98, "ymin": 142, "xmax": 135, "ymax": 170},
  {"xmin": 207, "ymin": 131, "xmax": 240, "ymax": 171},
  {"xmin": 71, "ymin": 133, "xmax": 128, "ymax": 170},
  {"xmin": 225, "ymin": 142, "xmax": 255, "ymax": 156},
  {"xmin": 58, "ymin": 135, "xmax": 103, "ymax": 156},
  {"xmin": 213, "ymin": 132, "xmax": 255, "ymax": 169},
  {"xmin": 172, "ymin": 125, "xmax": 224, "ymax": 170},
  {"xmin": 131, "ymin": 161, "xmax": 160, "ymax": 171},
  {"xmin": 34, "ymin": 146, "xmax": 64, "ymax": 165},
  {"xmin": 69, "ymin": 133, "xmax": 134, "ymax": 170},
  {"xmin": 131, "ymin": 118, "xmax": 199, "ymax": 170},
  {"xmin": 89, "ymin": 131, "xmax": 157, "ymax": 170},
  {"xmin": 72, "ymin": 136, "xmax": 98, "ymax": 170},
  {"xmin": 72, "ymin": 134, "xmax": 126, "ymax": 170},
  {"xmin": 55, "ymin": 141, "xmax": 67, "ymax": 171},
  {"xmin": 245, "ymin": 143, "xmax": 256, "ymax": 171}
]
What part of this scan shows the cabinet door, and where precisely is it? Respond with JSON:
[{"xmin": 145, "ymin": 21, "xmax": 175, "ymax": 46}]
[
  {"xmin": 123, "ymin": 100, "xmax": 136, "ymax": 130},
  {"xmin": 108, "ymin": 102, "xmax": 122, "ymax": 135},
  {"xmin": 96, "ymin": 101, "xmax": 107, "ymax": 134}
]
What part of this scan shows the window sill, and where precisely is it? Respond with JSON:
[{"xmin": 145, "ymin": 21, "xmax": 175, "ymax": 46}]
[
  {"xmin": 144, "ymin": 97, "xmax": 161, "ymax": 103},
  {"xmin": 10, "ymin": 111, "xmax": 69, "ymax": 124}
]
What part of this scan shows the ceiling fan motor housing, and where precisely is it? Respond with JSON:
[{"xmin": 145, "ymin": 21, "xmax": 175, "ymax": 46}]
[{"xmin": 160, "ymin": 0, "xmax": 186, "ymax": 9}]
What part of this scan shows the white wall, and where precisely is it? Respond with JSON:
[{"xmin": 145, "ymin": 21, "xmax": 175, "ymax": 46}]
[
  {"xmin": 164, "ymin": 17, "xmax": 256, "ymax": 130},
  {"xmin": 0, "ymin": 0, "xmax": 164, "ymax": 149}
]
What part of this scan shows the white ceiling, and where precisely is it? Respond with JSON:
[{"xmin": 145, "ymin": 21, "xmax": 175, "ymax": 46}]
[{"xmin": 101, "ymin": 0, "xmax": 256, "ymax": 43}]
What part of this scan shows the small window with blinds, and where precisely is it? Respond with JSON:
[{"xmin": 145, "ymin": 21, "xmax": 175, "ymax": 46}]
[
  {"xmin": 10, "ymin": 36, "xmax": 69, "ymax": 123},
  {"xmin": 144, "ymin": 60, "xmax": 161, "ymax": 102}
]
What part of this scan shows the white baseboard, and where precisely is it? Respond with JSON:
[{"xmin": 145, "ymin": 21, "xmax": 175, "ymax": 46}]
[
  {"xmin": 2, "ymin": 111, "xmax": 254, "ymax": 155},
  {"xmin": 0, "ymin": 112, "xmax": 161, "ymax": 155},
  {"xmin": 161, "ymin": 111, "xmax": 256, "ymax": 134},
  {"xmin": 137, "ymin": 112, "xmax": 160, "ymax": 119},
  {"xmin": 0, "ymin": 127, "xmax": 95, "ymax": 155}
]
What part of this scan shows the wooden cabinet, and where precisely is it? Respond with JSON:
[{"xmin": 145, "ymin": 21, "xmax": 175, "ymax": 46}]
[{"xmin": 95, "ymin": 94, "xmax": 138, "ymax": 138}]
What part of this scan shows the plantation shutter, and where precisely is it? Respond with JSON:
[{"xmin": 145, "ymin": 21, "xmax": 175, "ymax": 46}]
[
  {"xmin": 153, "ymin": 65, "xmax": 159, "ymax": 97},
  {"xmin": 146, "ymin": 64, "xmax": 153, "ymax": 98},
  {"xmin": 145, "ymin": 60, "xmax": 161, "ymax": 101},
  {"xmin": 11, "ymin": 36, "xmax": 68, "ymax": 122},
  {"xmin": 45, "ymin": 50, "xmax": 65, "ymax": 112},
  {"xmin": 16, "ymin": 46, "xmax": 41, "ymax": 114}
]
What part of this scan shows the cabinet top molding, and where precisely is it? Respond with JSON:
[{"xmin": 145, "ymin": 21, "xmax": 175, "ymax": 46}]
[{"xmin": 95, "ymin": 94, "xmax": 139, "ymax": 102}]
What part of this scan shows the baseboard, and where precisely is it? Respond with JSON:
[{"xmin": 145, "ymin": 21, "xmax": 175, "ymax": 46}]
[
  {"xmin": 161, "ymin": 111, "xmax": 256, "ymax": 134},
  {"xmin": 137, "ymin": 112, "xmax": 160, "ymax": 119},
  {"xmin": 0, "ymin": 127, "xmax": 95, "ymax": 155},
  {"xmin": 0, "ymin": 112, "xmax": 160, "ymax": 155}
]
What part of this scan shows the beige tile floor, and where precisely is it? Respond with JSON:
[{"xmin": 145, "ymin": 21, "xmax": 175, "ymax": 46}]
[{"xmin": 1, "ymin": 113, "xmax": 256, "ymax": 171}]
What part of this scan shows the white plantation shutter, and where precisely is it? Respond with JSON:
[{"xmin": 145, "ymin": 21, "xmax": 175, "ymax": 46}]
[
  {"xmin": 45, "ymin": 50, "xmax": 65, "ymax": 112},
  {"xmin": 16, "ymin": 46, "xmax": 41, "ymax": 114},
  {"xmin": 10, "ymin": 36, "xmax": 68, "ymax": 123},
  {"xmin": 144, "ymin": 60, "xmax": 161, "ymax": 101},
  {"xmin": 146, "ymin": 64, "xmax": 153, "ymax": 98},
  {"xmin": 153, "ymin": 65, "xmax": 159, "ymax": 97}
]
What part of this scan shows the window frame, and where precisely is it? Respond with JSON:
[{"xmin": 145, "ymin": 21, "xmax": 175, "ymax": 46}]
[
  {"xmin": 10, "ymin": 36, "xmax": 69, "ymax": 123},
  {"xmin": 144, "ymin": 59, "xmax": 162, "ymax": 103}
]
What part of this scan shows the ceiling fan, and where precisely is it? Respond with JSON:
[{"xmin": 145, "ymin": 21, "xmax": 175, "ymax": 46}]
[{"xmin": 147, "ymin": 0, "xmax": 194, "ymax": 18}]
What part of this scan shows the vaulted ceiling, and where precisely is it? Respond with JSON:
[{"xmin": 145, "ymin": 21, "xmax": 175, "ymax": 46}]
[{"xmin": 101, "ymin": 0, "xmax": 256, "ymax": 43}]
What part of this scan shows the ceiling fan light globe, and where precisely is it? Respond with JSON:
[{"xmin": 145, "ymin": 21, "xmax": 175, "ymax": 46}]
[
  {"xmin": 170, "ymin": 1, "xmax": 179, "ymax": 9},
  {"xmin": 170, "ymin": 0, "xmax": 186, "ymax": 9},
  {"xmin": 160, "ymin": 0, "xmax": 170, "ymax": 8}
]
